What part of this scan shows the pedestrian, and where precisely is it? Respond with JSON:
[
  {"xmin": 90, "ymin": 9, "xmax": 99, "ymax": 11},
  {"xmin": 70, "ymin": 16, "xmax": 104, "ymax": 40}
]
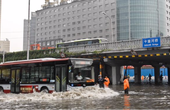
[
  {"xmin": 98, "ymin": 75, "xmax": 105, "ymax": 88},
  {"xmin": 141, "ymin": 75, "xmax": 144, "ymax": 81},
  {"xmin": 104, "ymin": 76, "xmax": 110, "ymax": 87},
  {"xmin": 160, "ymin": 71, "xmax": 163, "ymax": 82},
  {"xmin": 124, "ymin": 76, "xmax": 130, "ymax": 94},
  {"xmin": 127, "ymin": 74, "xmax": 130, "ymax": 81},
  {"xmin": 149, "ymin": 73, "xmax": 152, "ymax": 83}
]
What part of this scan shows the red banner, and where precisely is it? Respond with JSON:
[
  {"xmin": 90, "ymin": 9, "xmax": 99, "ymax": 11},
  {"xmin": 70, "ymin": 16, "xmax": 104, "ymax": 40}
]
[{"xmin": 20, "ymin": 86, "xmax": 33, "ymax": 93}]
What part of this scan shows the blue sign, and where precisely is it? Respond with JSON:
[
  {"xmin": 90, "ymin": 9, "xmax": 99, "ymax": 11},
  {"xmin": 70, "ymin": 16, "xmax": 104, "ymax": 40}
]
[{"xmin": 142, "ymin": 37, "xmax": 161, "ymax": 48}]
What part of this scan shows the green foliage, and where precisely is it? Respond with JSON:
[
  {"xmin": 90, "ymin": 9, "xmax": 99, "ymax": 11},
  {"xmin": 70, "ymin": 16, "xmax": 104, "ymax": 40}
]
[{"xmin": 0, "ymin": 48, "xmax": 110, "ymax": 62}]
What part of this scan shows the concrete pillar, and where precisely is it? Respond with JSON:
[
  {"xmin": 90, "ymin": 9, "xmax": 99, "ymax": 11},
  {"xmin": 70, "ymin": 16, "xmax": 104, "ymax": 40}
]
[
  {"xmin": 120, "ymin": 66, "xmax": 124, "ymax": 83},
  {"xmin": 134, "ymin": 66, "xmax": 141, "ymax": 84},
  {"xmin": 167, "ymin": 67, "xmax": 170, "ymax": 85},
  {"xmin": 154, "ymin": 66, "xmax": 160, "ymax": 84},
  {"xmin": 112, "ymin": 66, "xmax": 121, "ymax": 85}
]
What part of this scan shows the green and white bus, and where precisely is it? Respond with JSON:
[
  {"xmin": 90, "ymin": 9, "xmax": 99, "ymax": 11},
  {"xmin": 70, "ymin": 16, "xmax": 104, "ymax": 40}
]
[{"xmin": 56, "ymin": 38, "xmax": 108, "ymax": 48}]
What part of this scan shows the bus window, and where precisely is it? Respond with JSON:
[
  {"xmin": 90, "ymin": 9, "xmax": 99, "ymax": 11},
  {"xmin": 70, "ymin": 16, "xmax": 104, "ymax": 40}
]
[
  {"xmin": 21, "ymin": 68, "xmax": 30, "ymax": 83},
  {"xmin": 92, "ymin": 39, "xmax": 99, "ymax": 44},
  {"xmin": 0, "ymin": 70, "xmax": 1, "ymax": 79},
  {"xmin": 1, "ymin": 69, "xmax": 10, "ymax": 83},
  {"xmin": 30, "ymin": 67, "xmax": 39, "ymax": 83},
  {"xmin": 87, "ymin": 41, "xmax": 92, "ymax": 44}
]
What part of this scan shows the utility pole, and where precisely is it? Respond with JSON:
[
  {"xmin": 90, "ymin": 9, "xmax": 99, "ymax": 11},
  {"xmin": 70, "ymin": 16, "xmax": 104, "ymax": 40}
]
[
  {"xmin": 128, "ymin": 0, "xmax": 131, "ymax": 40},
  {"xmin": 103, "ymin": 12, "xmax": 114, "ymax": 42},
  {"xmin": 2, "ymin": 51, "xmax": 5, "ymax": 63},
  {"xmin": 27, "ymin": 0, "xmax": 30, "ymax": 60},
  {"xmin": 157, "ymin": 0, "xmax": 160, "ymax": 36}
]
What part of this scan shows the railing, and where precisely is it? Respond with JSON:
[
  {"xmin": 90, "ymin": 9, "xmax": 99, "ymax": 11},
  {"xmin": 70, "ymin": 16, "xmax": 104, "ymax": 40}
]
[{"xmin": 65, "ymin": 36, "xmax": 170, "ymax": 53}]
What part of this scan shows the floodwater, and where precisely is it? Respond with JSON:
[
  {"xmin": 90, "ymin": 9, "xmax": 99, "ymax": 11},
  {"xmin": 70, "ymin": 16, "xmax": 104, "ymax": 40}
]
[{"xmin": 0, "ymin": 77, "xmax": 170, "ymax": 109}]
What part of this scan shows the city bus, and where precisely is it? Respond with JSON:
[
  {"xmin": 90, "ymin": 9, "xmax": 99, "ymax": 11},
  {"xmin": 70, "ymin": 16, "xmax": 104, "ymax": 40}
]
[
  {"xmin": 0, "ymin": 58, "xmax": 94, "ymax": 93},
  {"xmin": 56, "ymin": 38, "xmax": 108, "ymax": 48}
]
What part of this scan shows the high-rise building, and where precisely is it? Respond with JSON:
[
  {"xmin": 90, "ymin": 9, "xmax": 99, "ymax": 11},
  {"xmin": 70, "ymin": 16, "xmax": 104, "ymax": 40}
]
[
  {"xmin": 24, "ymin": 0, "xmax": 170, "ymax": 50},
  {"xmin": 23, "ymin": 12, "xmax": 37, "ymax": 51},
  {"xmin": 117, "ymin": 0, "xmax": 167, "ymax": 41},
  {"xmin": 23, "ymin": 0, "xmax": 117, "ymax": 50},
  {"xmin": 166, "ymin": 0, "xmax": 170, "ymax": 36}
]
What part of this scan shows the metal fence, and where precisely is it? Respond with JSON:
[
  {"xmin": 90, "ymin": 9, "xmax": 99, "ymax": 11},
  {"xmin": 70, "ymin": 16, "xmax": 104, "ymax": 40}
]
[{"xmin": 64, "ymin": 37, "xmax": 170, "ymax": 52}]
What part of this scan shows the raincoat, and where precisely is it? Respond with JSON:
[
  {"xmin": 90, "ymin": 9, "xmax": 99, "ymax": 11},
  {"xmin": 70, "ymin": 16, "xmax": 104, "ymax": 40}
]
[
  {"xmin": 124, "ymin": 79, "xmax": 130, "ymax": 90},
  {"xmin": 104, "ymin": 77, "xmax": 110, "ymax": 87}
]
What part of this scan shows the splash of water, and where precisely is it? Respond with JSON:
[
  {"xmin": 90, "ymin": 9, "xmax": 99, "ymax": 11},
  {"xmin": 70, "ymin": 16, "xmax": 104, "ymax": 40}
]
[{"xmin": 0, "ymin": 85, "xmax": 119, "ymax": 102}]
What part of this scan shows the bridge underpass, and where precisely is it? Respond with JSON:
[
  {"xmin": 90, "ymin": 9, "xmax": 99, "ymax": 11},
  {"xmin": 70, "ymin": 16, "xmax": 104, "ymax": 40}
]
[
  {"xmin": 74, "ymin": 48, "xmax": 170, "ymax": 85},
  {"xmin": 103, "ymin": 48, "xmax": 170, "ymax": 85}
]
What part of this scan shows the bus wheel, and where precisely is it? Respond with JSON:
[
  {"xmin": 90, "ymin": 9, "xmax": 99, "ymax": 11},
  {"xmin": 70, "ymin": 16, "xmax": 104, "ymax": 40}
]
[
  {"xmin": 83, "ymin": 84, "xmax": 86, "ymax": 87},
  {"xmin": 41, "ymin": 87, "xmax": 49, "ymax": 93},
  {"xmin": 0, "ymin": 87, "xmax": 3, "ymax": 93}
]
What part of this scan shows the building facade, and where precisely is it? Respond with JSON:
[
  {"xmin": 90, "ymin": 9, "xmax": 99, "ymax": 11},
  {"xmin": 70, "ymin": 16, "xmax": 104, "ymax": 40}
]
[
  {"xmin": 23, "ymin": 0, "xmax": 170, "ymax": 50},
  {"xmin": 24, "ymin": 0, "xmax": 117, "ymax": 50},
  {"xmin": 117, "ymin": 0, "xmax": 167, "ymax": 41},
  {"xmin": 23, "ymin": 12, "xmax": 37, "ymax": 51},
  {"xmin": 166, "ymin": 0, "xmax": 170, "ymax": 36}
]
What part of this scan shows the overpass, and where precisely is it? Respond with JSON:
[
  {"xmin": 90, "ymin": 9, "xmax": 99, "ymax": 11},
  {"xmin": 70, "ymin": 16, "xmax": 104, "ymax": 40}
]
[{"xmin": 65, "ymin": 36, "xmax": 170, "ymax": 85}]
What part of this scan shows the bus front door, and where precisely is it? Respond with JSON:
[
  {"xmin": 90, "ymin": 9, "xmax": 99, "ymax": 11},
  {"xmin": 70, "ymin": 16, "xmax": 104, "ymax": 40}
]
[
  {"xmin": 55, "ymin": 65, "xmax": 67, "ymax": 92},
  {"xmin": 11, "ymin": 69, "xmax": 20, "ymax": 93}
]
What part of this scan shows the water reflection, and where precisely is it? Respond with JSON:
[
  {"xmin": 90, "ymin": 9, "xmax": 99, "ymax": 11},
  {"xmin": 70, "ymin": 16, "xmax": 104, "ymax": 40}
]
[{"xmin": 124, "ymin": 95, "xmax": 130, "ymax": 110}]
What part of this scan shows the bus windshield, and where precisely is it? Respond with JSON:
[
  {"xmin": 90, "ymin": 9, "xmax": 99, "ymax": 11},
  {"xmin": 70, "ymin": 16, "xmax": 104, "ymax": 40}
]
[{"xmin": 68, "ymin": 58, "xmax": 94, "ymax": 85}]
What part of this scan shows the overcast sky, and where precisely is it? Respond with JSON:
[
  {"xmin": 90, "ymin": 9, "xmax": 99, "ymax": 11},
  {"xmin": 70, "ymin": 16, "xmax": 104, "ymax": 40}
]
[{"xmin": 1, "ymin": 0, "xmax": 44, "ymax": 52}]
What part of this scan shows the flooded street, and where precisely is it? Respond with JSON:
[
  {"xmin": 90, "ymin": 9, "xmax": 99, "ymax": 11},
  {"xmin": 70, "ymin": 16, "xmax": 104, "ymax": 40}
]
[{"xmin": 0, "ymin": 82, "xmax": 170, "ymax": 109}]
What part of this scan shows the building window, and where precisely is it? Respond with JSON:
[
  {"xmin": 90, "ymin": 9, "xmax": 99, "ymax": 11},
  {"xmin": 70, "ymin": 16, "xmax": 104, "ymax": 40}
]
[
  {"xmin": 83, "ymin": 26, "xmax": 86, "ymax": 29},
  {"xmin": 83, "ymin": 32, "xmax": 86, "ymax": 35},
  {"xmin": 88, "ymin": 25, "xmax": 92, "ymax": 28},
  {"xmin": 106, "ymin": 35, "xmax": 109, "ymax": 38},
  {"xmin": 67, "ymin": 34, "xmax": 70, "ymax": 37},
  {"xmin": 72, "ymin": 22, "xmax": 76, "ymax": 25},
  {"xmin": 82, "ymin": 20, "xmax": 86, "ymax": 24},
  {"xmin": 99, "ymin": 17, "xmax": 103, "ymax": 21},
  {"xmin": 93, "ymin": 24, "xmax": 97, "ymax": 28},
  {"xmin": 93, "ymin": 6, "xmax": 97, "ymax": 10},
  {"xmin": 63, "ymin": 29, "xmax": 66, "ymax": 32},
  {"xmin": 99, "ymin": 23, "xmax": 103, "ymax": 27},
  {"xmin": 93, "ymin": 18, "xmax": 97, "ymax": 22},
  {"xmin": 99, "ymin": 30, "xmax": 103, "ymax": 33},
  {"xmin": 105, "ymin": 22, "xmax": 109, "ymax": 26},
  {"xmin": 77, "ymin": 33, "xmax": 81, "ymax": 36},
  {"xmin": 88, "ymin": 19, "xmax": 92, "ymax": 23},
  {"xmin": 82, "ymin": 14, "xmax": 86, "ymax": 18},
  {"xmin": 105, "ymin": 29, "xmax": 109, "ymax": 32},
  {"xmin": 77, "ymin": 27, "xmax": 81, "ymax": 30},
  {"xmin": 72, "ymin": 28, "xmax": 75, "ymax": 31},
  {"xmin": 72, "ymin": 34, "xmax": 75, "ymax": 37},
  {"xmin": 94, "ymin": 30, "xmax": 97, "ymax": 34}
]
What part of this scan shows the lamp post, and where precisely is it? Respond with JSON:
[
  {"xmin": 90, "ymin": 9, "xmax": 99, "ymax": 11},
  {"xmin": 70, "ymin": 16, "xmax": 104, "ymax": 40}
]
[
  {"xmin": 27, "ymin": 0, "xmax": 30, "ymax": 60},
  {"xmin": 103, "ymin": 12, "xmax": 114, "ymax": 42}
]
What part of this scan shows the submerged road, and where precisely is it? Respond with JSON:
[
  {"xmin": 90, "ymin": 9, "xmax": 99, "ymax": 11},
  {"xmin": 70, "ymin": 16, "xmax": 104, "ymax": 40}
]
[{"xmin": 0, "ymin": 83, "xmax": 169, "ymax": 109}]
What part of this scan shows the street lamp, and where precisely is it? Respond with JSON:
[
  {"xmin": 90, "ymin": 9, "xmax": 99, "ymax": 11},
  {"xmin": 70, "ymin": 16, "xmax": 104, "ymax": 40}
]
[
  {"xmin": 103, "ymin": 12, "xmax": 114, "ymax": 42},
  {"xmin": 27, "ymin": 0, "xmax": 30, "ymax": 60}
]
